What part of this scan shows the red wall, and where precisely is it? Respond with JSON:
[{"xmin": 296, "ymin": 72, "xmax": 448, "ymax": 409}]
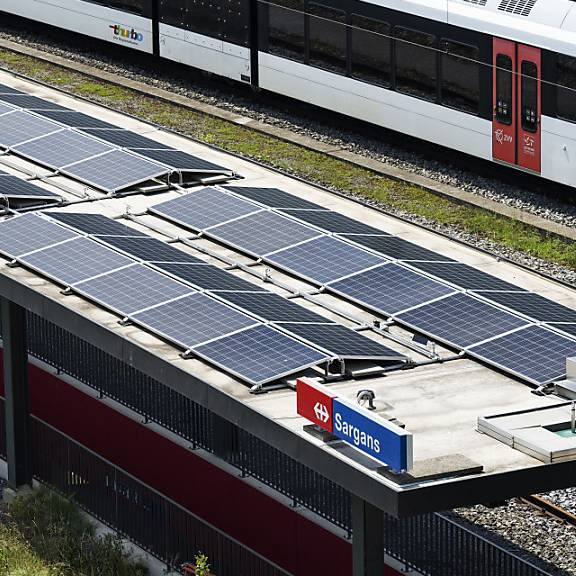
[{"xmin": 4, "ymin": 360, "xmax": 402, "ymax": 576}]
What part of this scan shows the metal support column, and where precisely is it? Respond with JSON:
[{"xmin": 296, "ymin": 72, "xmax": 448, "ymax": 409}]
[
  {"xmin": 1, "ymin": 298, "xmax": 32, "ymax": 489},
  {"xmin": 352, "ymin": 494, "xmax": 385, "ymax": 576}
]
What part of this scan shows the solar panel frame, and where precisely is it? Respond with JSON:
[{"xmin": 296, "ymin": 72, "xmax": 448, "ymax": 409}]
[
  {"xmin": 266, "ymin": 236, "xmax": 386, "ymax": 285},
  {"xmin": 18, "ymin": 236, "xmax": 134, "ymax": 286},
  {"xmin": 395, "ymin": 292, "xmax": 531, "ymax": 349},
  {"xmin": 475, "ymin": 291, "xmax": 576, "ymax": 323},
  {"xmin": 46, "ymin": 213, "xmax": 148, "ymax": 237},
  {"xmin": 408, "ymin": 261, "xmax": 527, "ymax": 292},
  {"xmin": 130, "ymin": 292, "xmax": 259, "ymax": 350},
  {"xmin": 0, "ymin": 175, "xmax": 61, "ymax": 200},
  {"xmin": 151, "ymin": 262, "xmax": 263, "ymax": 292},
  {"xmin": 97, "ymin": 235, "xmax": 207, "ymax": 264},
  {"xmin": 466, "ymin": 325, "xmax": 576, "ymax": 385},
  {"xmin": 61, "ymin": 149, "xmax": 169, "ymax": 192},
  {"xmin": 0, "ymin": 213, "xmax": 78, "ymax": 258},
  {"xmin": 340, "ymin": 234, "xmax": 454, "ymax": 262},
  {"xmin": 33, "ymin": 111, "xmax": 119, "ymax": 130},
  {"xmin": 208, "ymin": 211, "xmax": 323, "ymax": 258},
  {"xmin": 281, "ymin": 209, "xmax": 388, "ymax": 235},
  {"xmin": 83, "ymin": 128, "xmax": 174, "ymax": 149},
  {"xmin": 72, "ymin": 263, "xmax": 195, "ymax": 316},
  {"xmin": 278, "ymin": 322, "xmax": 407, "ymax": 360},
  {"xmin": 192, "ymin": 324, "xmax": 329, "ymax": 385},
  {"xmin": 215, "ymin": 291, "xmax": 333, "ymax": 323},
  {"xmin": 150, "ymin": 187, "xmax": 264, "ymax": 231},
  {"xmin": 0, "ymin": 111, "xmax": 64, "ymax": 148},
  {"xmin": 328, "ymin": 263, "xmax": 458, "ymax": 316},
  {"xmin": 12, "ymin": 130, "xmax": 113, "ymax": 170},
  {"xmin": 224, "ymin": 186, "xmax": 329, "ymax": 210}
]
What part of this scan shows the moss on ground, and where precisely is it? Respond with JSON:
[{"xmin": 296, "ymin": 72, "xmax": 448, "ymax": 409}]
[{"xmin": 1, "ymin": 49, "xmax": 575, "ymax": 269}]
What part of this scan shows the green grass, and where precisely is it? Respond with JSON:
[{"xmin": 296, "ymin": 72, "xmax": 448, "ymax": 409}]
[
  {"xmin": 0, "ymin": 487, "xmax": 148, "ymax": 576},
  {"xmin": 1, "ymin": 49, "xmax": 575, "ymax": 270}
]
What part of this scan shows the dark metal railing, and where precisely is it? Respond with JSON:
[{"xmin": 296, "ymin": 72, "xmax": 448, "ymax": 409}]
[{"xmin": 17, "ymin": 312, "xmax": 565, "ymax": 576}]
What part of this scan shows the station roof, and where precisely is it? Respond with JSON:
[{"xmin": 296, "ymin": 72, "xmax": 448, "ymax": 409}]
[{"xmin": 0, "ymin": 70, "xmax": 575, "ymax": 517}]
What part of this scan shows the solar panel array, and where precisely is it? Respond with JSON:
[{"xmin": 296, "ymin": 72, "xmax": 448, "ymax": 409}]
[
  {"xmin": 0, "ymin": 83, "xmax": 233, "ymax": 192},
  {"xmin": 0, "ymin": 212, "xmax": 406, "ymax": 384},
  {"xmin": 0, "ymin": 172, "xmax": 62, "ymax": 204},
  {"xmin": 150, "ymin": 185, "xmax": 576, "ymax": 386}
]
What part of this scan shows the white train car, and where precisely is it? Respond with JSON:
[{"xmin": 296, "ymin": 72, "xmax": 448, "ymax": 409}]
[{"xmin": 2, "ymin": 0, "xmax": 576, "ymax": 186}]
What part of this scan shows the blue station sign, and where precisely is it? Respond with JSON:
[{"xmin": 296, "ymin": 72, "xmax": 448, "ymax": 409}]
[{"xmin": 332, "ymin": 396, "xmax": 413, "ymax": 472}]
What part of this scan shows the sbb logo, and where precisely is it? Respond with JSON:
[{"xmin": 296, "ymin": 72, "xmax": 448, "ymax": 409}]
[{"xmin": 296, "ymin": 378, "xmax": 337, "ymax": 433}]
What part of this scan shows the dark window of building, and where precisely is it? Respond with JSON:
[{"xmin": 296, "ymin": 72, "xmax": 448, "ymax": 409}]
[
  {"xmin": 268, "ymin": 0, "xmax": 306, "ymax": 61},
  {"xmin": 557, "ymin": 54, "xmax": 576, "ymax": 122},
  {"xmin": 350, "ymin": 15, "xmax": 390, "ymax": 87},
  {"xmin": 495, "ymin": 53, "xmax": 513, "ymax": 124},
  {"xmin": 394, "ymin": 27, "xmax": 436, "ymax": 100},
  {"xmin": 521, "ymin": 60, "xmax": 538, "ymax": 132},
  {"xmin": 440, "ymin": 40, "xmax": 479, "ymax": 114},
  {"xmin": 308, "ymin": 3, "xmax": 347, "ymax": 75}
]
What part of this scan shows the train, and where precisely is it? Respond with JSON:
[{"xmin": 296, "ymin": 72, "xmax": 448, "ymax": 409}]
[{"xmin": 2, "ymin": 0, "xmax": 576, "ymax": 187}]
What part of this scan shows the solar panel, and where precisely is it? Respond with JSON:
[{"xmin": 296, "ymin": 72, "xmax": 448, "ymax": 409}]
[
  {"xmin": 193, "ymin": 324, "xmax": 328, "ymax": 385},
  {"xmin": 209, "ymin": 211, "xmax": 322, "ymax": 257},
  {"xmin": 98, "ymin": 236, "xmax": 206, "ymax": 264},
  {"xmin": 547, "ymin": 323, "xmax": 576, "ymax": 339},
  {"xmin": 0, "ymin": 85, "xmax": 24, "ymax": 95},
  {"xmin": 83, "ymin": 128, "xmax": 173, "ymax": 149},
  {"xmin": 224, "ymin": 186, "xmax": 327, "ymax": 210},
  {"xmin": 150, "ymin": 187, "xmax": 262, "ymax": 230},
  {"xmin": 47, "ymin": 213, "xmax": 147, "ymax": 237},
  {"xmin": 19, "ymin": 236, "xmax": 133, "ymax": 285},
  {"xmin": 0, "ymin": 111, "xmax": 63, "ymax": 148},
  {"xmin": 281, "ymin": 209, "xmax": 387, "ymax": 235},
  {"xmin": 0, "ymin": 213, "xmax": 78, "ymax": 258},
  {"xmin": 153, "ymin": 262, "xmax": 262, "ymax": 292},
  {"xmin": 72, "ymin": 263, "xmax": 195, "ymax": 315},
  {"xmin": 409, "ymin": 261, "xmax": 526, "ymax": 292},
  {"xmin": 478, "ymin": 291, "xmax": 576, "ymax": 323},
  {"xmin": 341, "ymin": 234, "xmax": 454, "ymax": 262},
  {"xmin": 467, "ymin": 325, "xmax": 576, "ymax": 385},
  {"xmin": 0, "ymin": 94, "xmax": 68, "ymax": 111},
  {"xmin": 131, "ymin": 292, "xmax": 258, "ymax": 349},
  {"xmin": 134, "ymin": 149, "xmax": 232, "ymax": 173},
  {"xmin": 217, "ymin": 291, "xmax": 331, "ymax": 323},
  {"xmin": 267, "ymin": 236, "xmax": 385, "ymax": 284},
  {"xmin": 62, "ymin": 149, "xmax": 168, "ymax": 192},
  {"xmin": 279, "ymin": 322, "xmax": 407, "ymax": 360},
  {"xmin": 0, "ymin": 175, "xmax": 61, "ymax": 199},
  {"xmin": 329, "ymin": 263, "xmax": 456, "ymax": 315},
  {"xmin": 12, "ymin": 130, "xmax": 112, "ymax": 169},
  {"xmin": 0, "ymin": 102, "xmax": 16, "ymax": 116},
  {"xmin": 33, "ymin": 111, "xmax": 118, "ymax": 130},
  {"xmin": 395, "ymin": 293, "xmax": 530, "ymax": 349}
]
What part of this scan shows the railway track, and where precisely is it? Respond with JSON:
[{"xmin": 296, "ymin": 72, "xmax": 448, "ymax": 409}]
[{"xmin": 521, "ymin": 496, "xmax": 576, "ymax": 527}]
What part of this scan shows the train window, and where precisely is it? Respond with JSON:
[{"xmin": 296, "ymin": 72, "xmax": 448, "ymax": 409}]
[
  {"xmin": 109, "ymin": 0, "xmax": 145, "ymax": 15},
  {"xmin": 350, "ymin": 15, "xmax": 390, "ymax": 87},
  {"xmin": 557, "ymin": 54, "xmax": 576, "ymax": 123},
  {"xmin": 160, "ymin": 0, "xmax": 222, "ymax": 39},
  {"xmin": 521, "ymin": 61, "xmax": 538, "ymax": 132},
  {"xmin": 495, "ymin": 54, "xmax": 513, "ymax": 125},
  {"xmin": 308, "ymin": 4, "xmax": 347, "ymax": 75},
  {"xmin": 268, "ymin": 0, "xmax": 306, "ymax": 61},
  {"xmin": 440, "ymin": 40, "xmax": 479, "ymax": 114},
  {"xmin": 394, "ymin": 28, "xmax": 436, "ymax": 101}
]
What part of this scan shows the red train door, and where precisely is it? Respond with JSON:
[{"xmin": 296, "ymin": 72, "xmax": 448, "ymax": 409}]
[{"xmin": 492, "ymin": 38, "xmax": 541, "ymax": 173}]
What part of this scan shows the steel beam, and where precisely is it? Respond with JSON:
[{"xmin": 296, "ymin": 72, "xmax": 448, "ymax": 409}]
[
  {"xmin": 1, "ymin": 297, "xmax": 32, "ymax": 489},
  {"xmin": 352, "ymin": 495, "xmax": 384, "ymax": 576}
]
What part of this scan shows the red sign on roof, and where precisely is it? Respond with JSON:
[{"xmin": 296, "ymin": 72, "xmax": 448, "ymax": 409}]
[{"xmin": 296, "ymin": 377, "xmax": 337, "ymax": 433}]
